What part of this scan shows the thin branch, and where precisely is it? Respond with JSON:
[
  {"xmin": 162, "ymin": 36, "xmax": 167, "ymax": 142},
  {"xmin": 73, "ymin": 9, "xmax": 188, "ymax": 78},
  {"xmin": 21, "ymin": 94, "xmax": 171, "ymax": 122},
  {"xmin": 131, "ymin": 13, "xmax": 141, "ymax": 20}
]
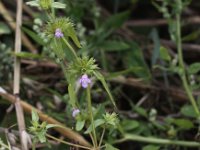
[
  {"xmin": 109, "ymin": 76, "xmax": 199, "ymax": 102},
  {"xmin": 0, "ymin": 92, "xmax": 91, "ymax": 148},
  {"xmin": 14, "ymin": 0, "xmax": 28, "ymax": 149},
  {"xmin": 124, "ymin": 16, "xmax": 200, "ymax": 27}
]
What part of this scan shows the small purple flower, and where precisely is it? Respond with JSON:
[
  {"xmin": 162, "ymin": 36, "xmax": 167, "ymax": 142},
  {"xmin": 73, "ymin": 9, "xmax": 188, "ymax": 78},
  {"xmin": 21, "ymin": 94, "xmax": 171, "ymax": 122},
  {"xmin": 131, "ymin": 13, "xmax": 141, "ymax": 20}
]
[
  {"xmin": 54, "ymin": 28, "xmax": 64, "ymax": 38},
  {"xmin": 79, "ymin": 74, "xmax": 91, "ymax": 88},
  {"xmin": 72, "ymin": 108, "xmax": 80, "ymax": 118}
]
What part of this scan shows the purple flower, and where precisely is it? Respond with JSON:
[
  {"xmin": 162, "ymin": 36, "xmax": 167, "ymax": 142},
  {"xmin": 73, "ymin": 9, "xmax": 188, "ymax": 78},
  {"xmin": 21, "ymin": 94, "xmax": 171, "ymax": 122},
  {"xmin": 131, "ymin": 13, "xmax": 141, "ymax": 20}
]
[
  {"xmin": 72, "ymin": 108, "xmax": 80, "ymax": 118},
  {"xmin": 54, "ymin": 28, "xmax": 64, "ymax": 38},
  {"xmin": 79, "ymin": 74, "xmax": 91, "ymax": 88}
]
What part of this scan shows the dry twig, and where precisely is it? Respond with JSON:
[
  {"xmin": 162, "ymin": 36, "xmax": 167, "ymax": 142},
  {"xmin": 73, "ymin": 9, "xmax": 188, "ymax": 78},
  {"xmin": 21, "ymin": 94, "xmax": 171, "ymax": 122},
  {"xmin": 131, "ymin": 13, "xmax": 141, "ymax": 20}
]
[
  {"xmin": 14, "ymin": 0, "xmax": 28, "ymax": 149},
  {"xmin": 0, "ymin": 92, "xmax": 91, "ymax": 148}
]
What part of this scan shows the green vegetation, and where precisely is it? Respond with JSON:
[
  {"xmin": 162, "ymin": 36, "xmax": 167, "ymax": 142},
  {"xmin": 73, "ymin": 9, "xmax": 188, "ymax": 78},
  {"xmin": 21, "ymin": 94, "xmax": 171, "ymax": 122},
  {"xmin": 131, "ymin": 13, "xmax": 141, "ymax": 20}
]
[{"xmin": 0, "ymin": 0, "xmax": 200, "ymax": 149}]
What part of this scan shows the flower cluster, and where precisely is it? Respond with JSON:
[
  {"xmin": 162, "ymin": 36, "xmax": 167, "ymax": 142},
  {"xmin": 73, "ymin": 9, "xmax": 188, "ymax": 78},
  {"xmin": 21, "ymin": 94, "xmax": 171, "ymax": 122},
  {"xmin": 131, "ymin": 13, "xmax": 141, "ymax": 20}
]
[
  {"xmin": 67, "ymin": 56, "xmax": 99, "ymax": 77},
  {"xmin": 45, "ymin": 18, "xmax": 81, "ymax": 48}
]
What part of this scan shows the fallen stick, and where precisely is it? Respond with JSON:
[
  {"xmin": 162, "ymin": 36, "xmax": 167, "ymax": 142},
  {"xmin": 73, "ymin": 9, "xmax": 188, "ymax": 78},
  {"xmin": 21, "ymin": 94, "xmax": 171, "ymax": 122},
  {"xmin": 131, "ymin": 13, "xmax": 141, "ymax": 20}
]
[{"xmin": 0, "ymin": 92, "xmax": 91, "ymax": 148}]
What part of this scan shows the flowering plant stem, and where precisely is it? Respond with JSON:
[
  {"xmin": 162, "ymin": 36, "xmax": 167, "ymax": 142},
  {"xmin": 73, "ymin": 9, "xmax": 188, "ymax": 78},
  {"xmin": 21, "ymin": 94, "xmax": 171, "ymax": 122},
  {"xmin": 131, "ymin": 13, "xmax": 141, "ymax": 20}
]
[
  {"xmin": 115, "ymin": 134, "xmax": 200, "ymax": 147},
  {"xmin": 87, "ymin": 85, "xmax": 98, "ymax": 148},
  {"xmin": 32, "ymin": 141, "xmax": 36, "ymax": 150},
  {"xmin": 46, "ymin": 134, "xmax": 92, "ymax": 150},
  {"xmin": 62, "ymin": 37, "xmax": 78, "ymax": 60},
  {"xmin": 98, "ymin": 126, "xmax": 106, "ymax": 148},
  {"xmin": 175, "ymin": 0, "xmax": 200, "ymax": 117}
]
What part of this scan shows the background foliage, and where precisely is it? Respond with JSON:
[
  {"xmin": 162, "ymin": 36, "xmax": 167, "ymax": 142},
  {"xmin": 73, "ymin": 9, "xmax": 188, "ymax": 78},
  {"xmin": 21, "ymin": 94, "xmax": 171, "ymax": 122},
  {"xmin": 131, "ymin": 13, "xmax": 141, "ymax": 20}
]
[{"xmin": 1, "ymin": 0, "xmax": 200, "ymax": 149}]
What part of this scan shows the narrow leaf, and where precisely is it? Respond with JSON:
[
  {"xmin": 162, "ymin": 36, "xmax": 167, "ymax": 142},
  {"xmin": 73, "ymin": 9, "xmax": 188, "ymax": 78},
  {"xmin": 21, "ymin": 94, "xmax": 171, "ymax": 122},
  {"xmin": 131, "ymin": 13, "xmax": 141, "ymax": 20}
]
[
  {"xmin": 99, "ymin": 40, "xmax": 130, "ymax": 51},
  {"xmin": 26, "ymin": 1, "xmax": 39, "ymax": 7},
  {"xmin": 93, "ymin": 71, "xmax": 117, "ymax": 109},
  {"xmin": 105, "ymin": 144, "xmax": 119, "ymax": 150},
  {"xmin": 52, "ymin": 2, "xmax": 66, "ymax": 9},
  {"xmin": 149, "ymin": 28, "xmax": 160, "ymax": 66},
  {"xmin": 76, "ymin": 120, "xmax": 85, "ymax": 131},
  {"xmin": 68, "ymin": 84, "xmax": 76, "ymax": 107},
  {"xmin": 22, "ymin": 27, "xmax": 45, "ymax": 46},
  {"xmin": 32, "ymin": 109, "xmax": 39, "ymax": 122},
  {"xmin": 15, "ymin": 52, "xmax": 43, "ymax": 59},
  {"xmin": 84, "ymin": 119, "xmax": 105, "ymax": 134}
]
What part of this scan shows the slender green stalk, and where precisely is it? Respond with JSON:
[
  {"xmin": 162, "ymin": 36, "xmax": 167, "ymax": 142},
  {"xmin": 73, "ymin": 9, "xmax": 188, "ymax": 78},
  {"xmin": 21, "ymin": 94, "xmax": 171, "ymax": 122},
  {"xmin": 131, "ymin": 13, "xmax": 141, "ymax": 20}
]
[
  {"xmin": 46, "ymin": 134, "xmax": 92, "ymax": 150},
  {"xmin": 86, "ymin": 86, "xmax": 98, "ymax": 148},
  {"xmin": 62, "ymin": 37, "xmax": 78, "ymax": 60},
  {"xmin": 175, "ymin": 0, "xmax": 200, "ymax": 116},
  {"xmin": 60, "ymin": 62, "xmax": 68, "ymax": 83},
  {"xmin": 115, "ymin": 134, "xmax": 200, "ymax": 147},
  {"xmin": 89, "ymin": 133, "xmax": 96, "ymax": 147},
  {"xmin": 32, "ymin": 141, "xmax": 35, "ymax": 150},
  {"xmin": 0, "ymin": 143, "xmax": 9, "ymax": 149},
  {"xmin": 98, "ymin": 126, "xmax": 106, "ymax": 148}
]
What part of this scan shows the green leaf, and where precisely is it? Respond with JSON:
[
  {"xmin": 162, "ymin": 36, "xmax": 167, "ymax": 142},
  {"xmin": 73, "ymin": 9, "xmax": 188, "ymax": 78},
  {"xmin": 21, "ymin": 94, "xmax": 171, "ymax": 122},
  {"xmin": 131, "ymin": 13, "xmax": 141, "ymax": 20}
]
[
  {"xmin": 134, "ymin": 106, "xmax": 148, "ymax": 118},
  {"xmin": 22, "ymin": 27, "xmax": 45, "ymax": 46},
  {"xmin": 15, "ymin": 52, "xmax": 43, "ymax": 59},
  {"xmin": 106, "ymin": 69, "xmax": 139, "ymax": 79},
  {"xmin": 66, "ymin": 25, "xmax": 81, "ymax": 48},
  {"xmin": 149, "ymin": 28, "xmax": 160, "ymax": 66},
  {"xmin": 142, "ymin": 145, "xmax": 160, "ymax": 150},
  {"xmin": 188, "ymin": 63, "xmax": 200, "ymax": 74},
  {"xmin": 173, "ymin": 119, "xmax": 194, "ymax": 130},
  {"xmin": 121, "ymin": 120, "xmax": 139, "ymax": 131},
  {"xmin": 46, "ymin": 124, "xmax": 61, "ymax": 129},
  {"xmin": 103, "ymin": 11, "xmax": 130, "ymax": 30},
  {"xmin": 0, "ymin": 22, "xmax": 11, "ymax": 35},
  {"xmin": 123, "ymin": 42, "xmax": 151, "ymax": 81},
  {"xmin": 26, "ymin": 1, "xmax": 40, "ymax": 7},
  {"xmin": 160, "ymin": 46, "xmax": 171, "ymax": 61},
  {"xmin": 76, "ymin": 120, "xmax": 85, "ymax": 131},
  {"xmin": 84, "ymin": 119, "xmax": 105, "ymax": 134},
  {"xmin": 52, "ymin": 38, "xmax": 65, "ymax": 60},
  {"xmin": 105, "ymin": 144, "xmax": 119, "ymax": 150},
  {"xmin": 99, "ymin": 40, "xmax": 130, "ymax": 52},
  {"xmin": 31, "ymin": 109, "xmax": 39, "ymax": 122},
  {"xmin": 68, "ymin": 84, "xmax": 76, "ymax": 107},
  {"xmin": 52, "ymin": 2, "xmax": 66, "ymax": 9},
  {"xmin": 38, "ymin": 131, "xmax": 46, "ymax": 143},
  {"xmin": 182, "ymin": 29, "xmax": 200, "ymax": 42},
  {"xmin": 93, "ymin": 71, "xmax": 117, "ymax": 109},
  {"xmin": 181, "ymin": 105, "xmax": 198, "ymax": 118}
]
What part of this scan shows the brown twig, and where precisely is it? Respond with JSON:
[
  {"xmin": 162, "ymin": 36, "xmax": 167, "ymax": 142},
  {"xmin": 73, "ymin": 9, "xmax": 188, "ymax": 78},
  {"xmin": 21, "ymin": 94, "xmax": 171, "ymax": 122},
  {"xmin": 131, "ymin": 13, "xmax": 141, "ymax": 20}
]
[
  {"xmin": 14, "ymin": 0, "xmax": 28, "ymax": 149},
  {"xmin": 109, "ymin": 76, "xmax": 199, "ymax": 102},
  {"xmin": 0, "ymin": 92, "xmax": 91, "ymax": 148},
  {"xmin": 124, "ymin": 16, "xmax": 200, "ymax": 27}
]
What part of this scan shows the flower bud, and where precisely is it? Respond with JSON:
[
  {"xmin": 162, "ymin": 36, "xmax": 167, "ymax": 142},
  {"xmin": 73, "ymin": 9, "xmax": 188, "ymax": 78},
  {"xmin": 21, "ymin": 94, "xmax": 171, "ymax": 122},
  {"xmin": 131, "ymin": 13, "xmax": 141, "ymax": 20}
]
[
  {"xmin": 72, "ymin": 108, "xmax": 80, "ymax": 118},
  {"xmin": 79, "ymin": 74, "xmax": 91, "ymax": 88}
]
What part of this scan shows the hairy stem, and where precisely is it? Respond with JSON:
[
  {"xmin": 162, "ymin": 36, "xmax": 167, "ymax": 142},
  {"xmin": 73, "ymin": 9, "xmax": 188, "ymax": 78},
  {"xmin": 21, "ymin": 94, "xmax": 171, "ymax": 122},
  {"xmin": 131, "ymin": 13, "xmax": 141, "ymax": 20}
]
[
  {"xmin": 62, "ymin": 37, "xmax": 78, "ymax": 60},
  {"xmin": 98, "ymin": 126, "xmax": 106, "ymax": 148},
  {"xmin": 46, "ymin": 134, "xmax": 91, "ymax": 150},
  {"xmin": 115, "ymin": 134, "xmax": 200, "ymax": 147},
  {"xmin": 87, "ymin": 86, "xmax": 98, "ymax": 148},
  {"xmin": 175, "ymin": 0, "xmax": 200, "ymax": 116}
]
